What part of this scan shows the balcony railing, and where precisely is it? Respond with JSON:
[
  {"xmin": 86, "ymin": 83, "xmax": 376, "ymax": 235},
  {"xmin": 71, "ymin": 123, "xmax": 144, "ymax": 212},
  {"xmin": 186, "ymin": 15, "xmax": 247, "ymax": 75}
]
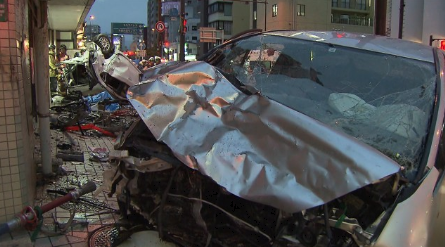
[
  {"xmin": 332, "ymin": 16, "xmax": 373, "ymax": 26},
  {"xmin": 332, "ymin": 1, "xmax": 368, "ymax": 11}
]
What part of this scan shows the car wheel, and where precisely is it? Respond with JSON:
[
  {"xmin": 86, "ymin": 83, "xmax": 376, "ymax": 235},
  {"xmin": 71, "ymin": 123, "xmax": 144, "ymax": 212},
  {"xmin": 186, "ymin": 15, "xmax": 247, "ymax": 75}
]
[{"xmin": 93, "ymin": 34, "xmax": 114, "ymax": 59}]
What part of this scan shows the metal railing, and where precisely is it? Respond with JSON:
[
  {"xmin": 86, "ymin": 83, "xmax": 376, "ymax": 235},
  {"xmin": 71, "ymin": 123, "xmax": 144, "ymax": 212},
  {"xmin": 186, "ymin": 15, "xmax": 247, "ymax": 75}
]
[
  {"xmin": 331, "ymin": 16, "xmax": 373, "ymax": 26},
  {"xmin": 332, "ymin": 1, "xmax": 368, "ymax": 11}
]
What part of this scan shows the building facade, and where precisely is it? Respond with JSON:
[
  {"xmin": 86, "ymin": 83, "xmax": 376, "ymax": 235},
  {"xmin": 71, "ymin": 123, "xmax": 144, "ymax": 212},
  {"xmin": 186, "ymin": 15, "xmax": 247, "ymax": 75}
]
[
  {"xmin": 146, "ymin": 0, "xmax": 253, "ymax": 57},
  {"xmin": 147, "ymin": 0, "xmax": 204, "ymax": 60},
  {"xmin": 184, "ymin": 1, "xmax": 201, "ymax": 46},
  {"xmin": 257, "ymin": 0, "xmax": 375, "ymax": 33},
  {"xmin": 0, "ymin": 0, "xmax": 93, "ymax": 222},
  {"xmin": 85, "ymin": 24, "xmax": 101, "ymax": 41},
  {"xmin": 148, "ymin": 0, "xmax": 377, "ymax": 59},
  {"xmin": 208, "ymin": 0, "xmax": 251, "ymax": 43},
  {"xmin": 147, "ymin": 0, "xmax": 160, "ymax": 48},
  {"xmin": 386, "ymin": 0, "xmax": 445, "ymax": 45},
  {"xmin": 0, "ymin": 0, "xmax": 34, "ymax": 223},
  {"xmin": 166, "ymin": 1, "xmax": 201, "ymax": 60}
]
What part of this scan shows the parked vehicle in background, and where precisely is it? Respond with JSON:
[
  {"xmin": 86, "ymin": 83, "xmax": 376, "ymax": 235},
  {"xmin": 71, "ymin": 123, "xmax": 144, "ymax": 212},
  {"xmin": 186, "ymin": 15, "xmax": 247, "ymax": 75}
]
[{"xmin": 88, "ymin": 31, "xmax": 445, "ymax": 247}]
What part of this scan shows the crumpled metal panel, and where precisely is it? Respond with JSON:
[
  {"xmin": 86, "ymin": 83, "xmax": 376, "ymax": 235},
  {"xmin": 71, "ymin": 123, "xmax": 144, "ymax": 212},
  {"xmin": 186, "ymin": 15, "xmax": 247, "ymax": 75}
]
[
  {"xmin": 92, "ymin": 51, "xmax": 141, "ymax": 101},
  {"xmin": 127, "ymin": 61, "xmax": 401, "ymax": 213},
  {"xmin": 104, "ymin": 53, "xmax": 141, "ymax": 87}
]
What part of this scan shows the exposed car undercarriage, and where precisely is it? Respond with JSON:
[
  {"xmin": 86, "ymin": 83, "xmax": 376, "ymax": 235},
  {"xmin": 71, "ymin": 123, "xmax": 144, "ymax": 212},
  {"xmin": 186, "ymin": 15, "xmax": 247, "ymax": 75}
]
[{"xmin": 107, "ymin": 119, "xmax": 404, "ymax": 247}]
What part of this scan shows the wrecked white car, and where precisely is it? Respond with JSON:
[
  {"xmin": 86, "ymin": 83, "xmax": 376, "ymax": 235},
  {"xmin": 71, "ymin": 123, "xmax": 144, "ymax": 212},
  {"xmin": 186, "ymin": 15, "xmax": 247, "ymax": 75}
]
[{"xmin": 88, "ymin": 31, "xmax": 444, "ymax": 247}]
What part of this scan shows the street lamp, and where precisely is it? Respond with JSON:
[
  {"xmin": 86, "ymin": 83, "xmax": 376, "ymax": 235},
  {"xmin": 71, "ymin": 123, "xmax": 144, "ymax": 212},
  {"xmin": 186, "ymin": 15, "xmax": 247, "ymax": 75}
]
[{"xmin": 89, "ymin": 15, "xmax": 95, "ymax": 41}]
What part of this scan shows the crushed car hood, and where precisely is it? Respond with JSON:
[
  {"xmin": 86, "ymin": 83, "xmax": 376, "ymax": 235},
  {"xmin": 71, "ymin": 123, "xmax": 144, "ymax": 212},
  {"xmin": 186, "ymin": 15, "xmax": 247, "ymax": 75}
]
[{"xmin": 126, "ymin": 61, "xmax": 401, "ymax": 213}]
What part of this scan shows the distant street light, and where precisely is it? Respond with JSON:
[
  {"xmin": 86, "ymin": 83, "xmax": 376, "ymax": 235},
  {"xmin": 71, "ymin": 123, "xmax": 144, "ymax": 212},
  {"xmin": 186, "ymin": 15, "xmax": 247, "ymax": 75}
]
[{"xmin": 89, "ymin": 15, "xmax": 95, "ymax": 41}]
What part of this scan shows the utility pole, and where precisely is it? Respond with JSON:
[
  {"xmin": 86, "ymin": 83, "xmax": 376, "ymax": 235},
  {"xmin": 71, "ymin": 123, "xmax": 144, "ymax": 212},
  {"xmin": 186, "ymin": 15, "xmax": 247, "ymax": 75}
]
[
  {"xmin": 398, "ymin": 0, "xmax": 405, "ymax": 39},
  {"xmin": 199, "ymin": 0, "xmax": 209, "ymax": 56},
  {"xmin": 158, "ymin": 0, "xmax": 163, "ymax": 57},
  {"xmin": 179, "ymin": 0, "xmax": 186, "ymax": 61},
  {"xmin": 253, "ymin": 0, "xmax": 257, "ymax": 29},
  {"xmin": 264, "ymin": 1, "xmax": 267, "ymax": 31}
]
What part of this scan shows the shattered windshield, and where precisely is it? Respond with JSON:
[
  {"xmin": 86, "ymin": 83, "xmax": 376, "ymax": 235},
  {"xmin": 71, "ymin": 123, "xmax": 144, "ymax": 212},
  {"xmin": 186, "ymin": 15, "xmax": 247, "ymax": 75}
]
[{"xmin": 207, "ymin": 34, "xmax": 436, "ymax": 178}]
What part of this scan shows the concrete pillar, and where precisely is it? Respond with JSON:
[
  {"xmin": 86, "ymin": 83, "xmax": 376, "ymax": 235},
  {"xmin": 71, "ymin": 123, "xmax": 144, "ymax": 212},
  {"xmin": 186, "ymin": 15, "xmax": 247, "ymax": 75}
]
[{"xmin": 34, "ymin": 0, "xmax": 52, "ymax": 175}]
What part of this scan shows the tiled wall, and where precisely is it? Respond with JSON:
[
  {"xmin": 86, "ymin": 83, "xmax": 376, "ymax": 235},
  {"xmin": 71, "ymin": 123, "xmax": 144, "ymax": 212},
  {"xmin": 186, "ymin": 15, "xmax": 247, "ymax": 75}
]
[{"xmin": 0, "ymin": 0, "xmax": 35, "ymax": 222}]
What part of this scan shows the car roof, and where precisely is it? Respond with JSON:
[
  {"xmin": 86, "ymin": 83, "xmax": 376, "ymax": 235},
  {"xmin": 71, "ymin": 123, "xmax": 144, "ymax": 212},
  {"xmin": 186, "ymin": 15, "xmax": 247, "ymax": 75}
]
[{"xmin": 263, "ymin": 31, "xmax": 435, "ymax": 63}]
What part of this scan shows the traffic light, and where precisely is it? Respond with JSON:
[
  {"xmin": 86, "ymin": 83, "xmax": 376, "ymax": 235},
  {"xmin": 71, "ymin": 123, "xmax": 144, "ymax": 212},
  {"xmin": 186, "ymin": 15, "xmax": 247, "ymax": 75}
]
[
  {"xmin": 180, "ymin": 14, "xmax": 187, "ymax": 34},
  {"xmin": 183, "ymin": 18, "xmax": 187, "ymax": 34},
  {"xmin": 164, "ymin": 41, "xmax": 170, "ymax": 48}
]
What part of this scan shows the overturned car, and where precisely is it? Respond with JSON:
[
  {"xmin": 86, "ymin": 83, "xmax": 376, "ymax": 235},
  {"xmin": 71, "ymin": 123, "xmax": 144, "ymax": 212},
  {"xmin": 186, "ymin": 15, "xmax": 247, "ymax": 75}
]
[{"xmin": 88, "ymin": 31, "xmax": 445, "ymax": 246}]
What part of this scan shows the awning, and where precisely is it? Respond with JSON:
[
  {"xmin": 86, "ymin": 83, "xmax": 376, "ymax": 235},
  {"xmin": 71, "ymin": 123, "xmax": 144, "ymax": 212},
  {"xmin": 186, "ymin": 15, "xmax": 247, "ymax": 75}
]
[{"xmin": 47, "ymin": 0, "xmax": 95, "ymax": 31}]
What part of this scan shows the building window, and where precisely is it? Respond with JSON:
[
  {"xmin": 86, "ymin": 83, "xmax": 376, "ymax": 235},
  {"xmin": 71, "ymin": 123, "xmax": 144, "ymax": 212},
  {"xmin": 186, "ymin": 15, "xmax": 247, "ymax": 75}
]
[
  {"xmin": 272, "ymin": 4, "xmax": 277, "ymax": 17},
  {"xmin": 224, "ymin": 21, "xmax": 232, "ymax": 35},
  {"xmin": 357, "ymin": 0, "xmax": 366, "ymax": 10},
  {"xmin": 192, "ymin": 26, "xmax": 198, "ymax": 31},
  {"xmin": 340, "ymin": 0, "xmax": 350, "ymax": 8},
  {"xmin": 209, "ymin": 21, "xmax": 233, "ymax": 35},
  {"xmin": 192, "ymin": 36, "xmax": 197, "ymax": 40},
  {"xmin": 208, "ymin": 2, "xmax": 232, "ymax": 16},
  {"xmin": 297, "ymin": 4, "xmax": 305, "ymax": 16},
  {"xmin": 332, "ymin": 0, "xmax": 338, "ymax": 7},
  {"xmin": 224, "ymin": 3, "xmax": 232, "ymax": 16}
]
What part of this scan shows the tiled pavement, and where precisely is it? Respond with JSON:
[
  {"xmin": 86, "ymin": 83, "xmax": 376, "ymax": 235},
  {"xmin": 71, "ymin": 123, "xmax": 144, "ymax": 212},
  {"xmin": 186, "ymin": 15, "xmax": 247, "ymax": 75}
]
[{"xmin": 0, "ymin": 128, "xmax": 120, "ymax": 247}]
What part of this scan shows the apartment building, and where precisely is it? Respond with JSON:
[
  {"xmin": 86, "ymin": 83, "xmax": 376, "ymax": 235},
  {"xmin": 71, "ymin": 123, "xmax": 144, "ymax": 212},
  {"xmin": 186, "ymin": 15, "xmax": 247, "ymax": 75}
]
[
  {"xmin": 208, "ymin": 0, "xmax": 251, "ymax": 42},
  {"xmin": 147, "ymin": 0, "xmax": 376, "ymax": 58},
  {"xmin": 258, "ymin": 0, "xmax": 375, "ymax": 33},
  {"xmin": 85, "ymin": 24, "xmax": 101, "ymax": 41},
  {"xmin": 163, "ymin": 1, "xmax": 201, "ymax": 60},
  {"xmin": 147, "ymin": 0, "xmax": 160, "ymax": 48}
]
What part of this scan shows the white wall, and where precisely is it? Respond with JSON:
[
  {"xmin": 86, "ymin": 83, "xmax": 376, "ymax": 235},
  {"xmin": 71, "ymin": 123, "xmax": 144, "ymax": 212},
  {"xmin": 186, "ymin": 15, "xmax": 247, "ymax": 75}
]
[
  {"xmin": 403, "ymin": 0, "xmax": 424, "ymax": 43},
  {"xmin": 390, "ymin": 0, "xmax": 445, "ymax": 45},
  {"xmin": 423, "ymin": 0, "xmax": 445, "ymax": 45}
]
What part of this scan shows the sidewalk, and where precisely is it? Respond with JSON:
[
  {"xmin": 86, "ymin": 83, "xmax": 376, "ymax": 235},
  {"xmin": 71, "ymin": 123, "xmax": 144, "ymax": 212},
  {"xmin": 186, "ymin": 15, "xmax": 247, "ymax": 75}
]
[{"xmin": 0, "ymin": 128, "xmax": 120, "ymax": 247}]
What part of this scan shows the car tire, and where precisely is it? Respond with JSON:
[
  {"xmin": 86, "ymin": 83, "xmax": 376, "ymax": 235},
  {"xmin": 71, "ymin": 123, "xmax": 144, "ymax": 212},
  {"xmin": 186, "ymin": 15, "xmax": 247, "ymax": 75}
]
[{"xmin": 93, "ymin": 34, "xmax": 114, "ymax": 59}]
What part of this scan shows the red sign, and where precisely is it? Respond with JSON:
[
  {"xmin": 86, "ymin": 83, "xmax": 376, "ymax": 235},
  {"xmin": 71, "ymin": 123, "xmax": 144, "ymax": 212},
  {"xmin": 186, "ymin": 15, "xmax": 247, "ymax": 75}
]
[
  {"xmin": 441, "ymin": 40, "xmax": 445, "ymax": 51},
  {"xmin": 155, "ymin": 21, "xmax": 165, "ymax": 33}
]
